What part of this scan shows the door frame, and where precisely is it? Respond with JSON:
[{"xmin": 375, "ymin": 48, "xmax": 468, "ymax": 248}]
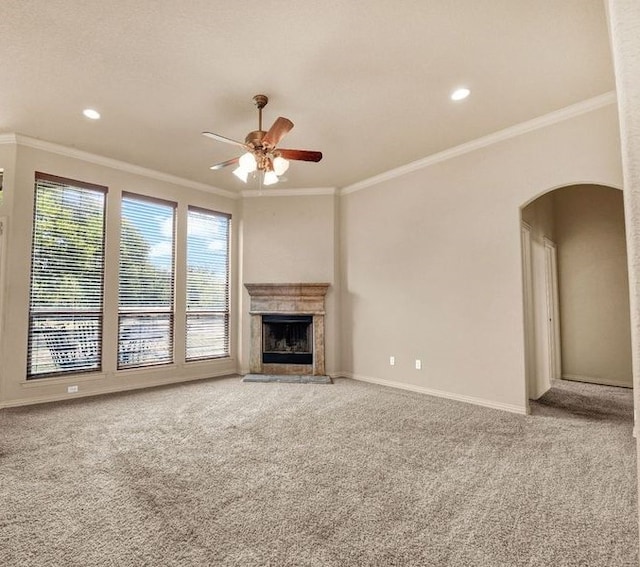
[
  {"xmin": 0, "ymin": 217, "xmax": 6, "ymax": 405},
  {"xmin": 521, "ymin": 222, "xmax": 535, "ymax": 404}
]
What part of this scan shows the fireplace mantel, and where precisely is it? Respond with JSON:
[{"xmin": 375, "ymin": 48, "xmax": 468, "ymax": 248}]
[
  {"xmin": 245, "ymin": 283, "xmax": 330, "ymax": 315},
  {"xmin": 245, "ymin": 283, "xmax": 330, "ymax": 377}
]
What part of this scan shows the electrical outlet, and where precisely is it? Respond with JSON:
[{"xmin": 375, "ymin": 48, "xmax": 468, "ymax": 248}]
[
  {"xmin": 389, "ymin": 356, "xmax": 395, "ymax": 366},
  {"xmin": 67, "ymin": 385, "xmax": 78, "ymax": 393},
  {"xmin": 415, "ymin": 359, "xmax": 422, "ymax": 370}
]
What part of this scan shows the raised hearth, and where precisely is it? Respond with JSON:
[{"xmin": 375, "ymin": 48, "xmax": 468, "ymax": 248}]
[{"xmin": 245, "ymin": 283, "xmax": 330, "ymax": 378}]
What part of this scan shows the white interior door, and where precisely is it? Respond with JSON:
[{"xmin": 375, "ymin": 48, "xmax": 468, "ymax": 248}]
[
  {"xmin": 544, "ymin": 237, "xmax": 562, "ymax": 381},
  {"xmin": 521, "ymin": 223, "xmax": 561, "ymax": 400}
]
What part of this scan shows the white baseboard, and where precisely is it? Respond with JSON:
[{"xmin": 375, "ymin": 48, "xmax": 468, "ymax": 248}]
[
  {"xmin": 339, "ymin": 372, "xmax": 527, "ymax": 415},
  {"xmin": 0, "ymin": 369, "xmax": 240, "ymax": 409},
  {"xmin": 530, "ymin": 383, "xmax": 551, "ymax": 401},
  {"xmin": 562, "ymin": 374, "xmax": 633, "ymax": 389}
]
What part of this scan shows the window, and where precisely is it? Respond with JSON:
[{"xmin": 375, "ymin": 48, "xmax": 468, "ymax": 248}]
[
  {"xmin": 186, "ymin": 207, "xmax": 231, "ymax": 360},
  {"xmin": 119, "ymin": 193, "xmax": 175, "ymax": 368},
  {"xmin": 26, "ymin": 180, "xmax": 230, "ymax": 377},
  {"xmin": 27, "ymin": 173, "xmax": 106, "ymax": 378}
]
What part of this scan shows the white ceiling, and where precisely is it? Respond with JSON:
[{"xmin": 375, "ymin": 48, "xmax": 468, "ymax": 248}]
[{"xmin": 0, "ymin": 0, "xmax": 615, "ymax": 194}]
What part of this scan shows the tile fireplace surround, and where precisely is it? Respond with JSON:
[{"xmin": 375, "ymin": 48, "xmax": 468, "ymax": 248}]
[{"xmin": 245, "ymin": 283, "xmax": 330, "ymax": 377}]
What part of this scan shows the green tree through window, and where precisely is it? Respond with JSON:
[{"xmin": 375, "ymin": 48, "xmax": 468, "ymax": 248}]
[
  {"xmin": 27, "ymin": 175, "xmax": 231, "ymax": 377},
  {"xmin": 27, "ymin": 174, "xmax": 107, "ymax": 377}
]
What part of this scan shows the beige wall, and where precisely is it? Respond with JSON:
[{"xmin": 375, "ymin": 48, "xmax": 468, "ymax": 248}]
[
  {"xmin": 0, "ymin": 142, "xmax": 239, "ymax": 407},
  {"xmin": 521, "ymin": 192, "xmax": 556, "ymax": 238},
  {"xmin": 0, "ymin": 103, "xmax": 627, "ymax": 412},
  {"xmin": 340, "ymin": 103, "xmax": 623, "ymax": 413},
  {"xmin": 0, "ymin": 143, "xmax": 17, "ymax": 217},
  {"xmin": 554, "ymin": 185, "xmax": 631, "ymax": 386},
  {"xmin": 605, "ymin": 0, "xmax": 640, "ymax": 537},
  {"xmin": 239, "ymin": 193, "xmax": 339, "ymax": 375},
  {"xmin": 0, "ymin": 144, "xmax": 16, "ymax": 405}
]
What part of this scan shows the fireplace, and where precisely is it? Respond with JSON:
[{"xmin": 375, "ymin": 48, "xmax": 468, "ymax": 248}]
[
  {"xmin": 262, "ymin": 315, "xmax": 313, "ymax": 365},
  {"xmin": 245, "ymin": 283, "xmax": 329, "ymax": 378}
]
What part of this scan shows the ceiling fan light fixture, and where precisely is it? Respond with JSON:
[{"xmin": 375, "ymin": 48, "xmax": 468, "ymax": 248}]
[
  {"xmin": 233, "ymin": 166, "xmax": 249, "ymax": 183},
  {"xmin": 263, "ymin": 170, "xmax": 279, "ymax": 186},
  {"xmin": 239, "ymin": 151, "xmax": 257, "ymax": 172},
  {"xmin": 273, "ymin": 156, "xmax": 290, "ymax": 176},
  {"xmin": 203, "ymin": 94, "xmax": 322, "ymax": 189}
]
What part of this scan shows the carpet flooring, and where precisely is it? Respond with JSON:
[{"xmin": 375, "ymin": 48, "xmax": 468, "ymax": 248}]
[{"xmin": 0, "ymin": 376, "xmax": 637, "ymax": 566}]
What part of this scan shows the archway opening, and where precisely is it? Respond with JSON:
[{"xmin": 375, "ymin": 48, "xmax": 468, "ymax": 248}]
[{"xmin": 521, "ymin": 184, "xmax": 631, "ymax": 403}]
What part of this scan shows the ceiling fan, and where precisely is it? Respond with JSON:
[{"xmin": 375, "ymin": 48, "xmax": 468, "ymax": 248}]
[{"xmin": 202, "ymin": 94, "xmax": 322, "ymax": 187}]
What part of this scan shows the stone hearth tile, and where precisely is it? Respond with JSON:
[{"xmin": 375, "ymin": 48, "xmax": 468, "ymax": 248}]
[{"xmin": 242, "ymin": 374, "xmax": 332, "ymax": 384}]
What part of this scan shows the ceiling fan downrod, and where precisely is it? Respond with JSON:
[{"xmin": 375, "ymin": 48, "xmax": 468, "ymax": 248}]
[
  {"xmin": 245, "ymin": 94, "xmax": 270, "ymax": 149},
  {"xmin": 253, "ymin": 94, "xmax": 268, "ymax": 133}
]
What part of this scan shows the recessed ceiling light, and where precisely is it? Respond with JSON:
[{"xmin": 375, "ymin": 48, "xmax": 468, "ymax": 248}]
[
  {"xmin": 83, "ymin": 108, "xmax": 101, "ymax": 120},
  {"xmin": 450, "ymin": 88, "xmax": 470, "ymax": 101}
]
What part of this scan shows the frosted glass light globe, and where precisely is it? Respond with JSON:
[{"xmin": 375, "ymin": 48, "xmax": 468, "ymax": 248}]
[
  {"xmin": 233, "ymin": 166, "xmax": 249, "ymax": 183},
  {"xmin": 273, "ymin": 156, "xmax": 290, "ymax": 176},
  {"xmin": 263, "ymin": 171, "xmax": 279, "ymax": 186},
  {"xmin": 239, "ymin": 152, "xmax": 257, "ymax": 172}
]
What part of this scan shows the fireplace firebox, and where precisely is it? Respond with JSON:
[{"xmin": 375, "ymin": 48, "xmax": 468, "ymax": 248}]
[{"xmin": 262, "ymin": 315, "xmax": 312, "ymax": 365}]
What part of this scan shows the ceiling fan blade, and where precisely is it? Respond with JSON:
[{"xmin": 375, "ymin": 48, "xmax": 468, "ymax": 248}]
[
  {"xmin": 202, "ymin": 131, "xmax": 247, "ymax": 149},
  {"xmin": 209, "ymin": 156, "xmax": 240, "ymax": 170},
  {"xmin": 278, "ymin": 149, "xmax": 323, "ymax": 162},
  {"xmin": 262, "ymin": 117, "xmax": 294, "ymax": 148}
]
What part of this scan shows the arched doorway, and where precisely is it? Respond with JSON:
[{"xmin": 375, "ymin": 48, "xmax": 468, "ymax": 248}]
[{"xmin": 521, "ymin": 184, "xmax": 631, "ymax": 403}]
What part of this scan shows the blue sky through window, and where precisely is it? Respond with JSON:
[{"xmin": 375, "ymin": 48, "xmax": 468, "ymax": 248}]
[
  {"xmin": 121, "ymin": 198, "xmax": 228, "ymax": 276},
  {"xmin": 121, "ymin": 198, "xmax": 174, "ymax": 272},
  {"xmin": 187, "ymin": 212, "xmax": 229, "ymax": 277}
]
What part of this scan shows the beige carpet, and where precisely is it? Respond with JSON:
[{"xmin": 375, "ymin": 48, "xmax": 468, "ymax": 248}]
[{"xmin": 0, "ymin": 376, "xmax": 637, "ymax": 566}]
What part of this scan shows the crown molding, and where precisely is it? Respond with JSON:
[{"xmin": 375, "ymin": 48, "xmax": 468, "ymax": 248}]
[
  {"xmin": 0, "ymin": 133, "xmax": 240, "ymax": 200},
  {"xmin": 0, "ymin": 133, "xmax": 18, "ymax": 145},
  {"xmin": 241, "ymin": 187, "xmax": 337, "ymax": 198},
  {"xmin": 340, "ymin": 91, "xmax": 618, "ymax": 196},
  {"xmin": 2, "ymin": 91, "xmax": 618, "ymax": 200}
]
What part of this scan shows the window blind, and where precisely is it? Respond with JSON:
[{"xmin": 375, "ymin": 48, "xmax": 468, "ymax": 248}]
[
  {"xmin": 186, "ymin": 207, "xmax": 231, "ymax": 360},
  {"xmin": 27, "ymin": 173, "xmax": 106, "ymax": 378},
  {"xmin": 118, "ymin": 193, "xmax": 176, "ymax": 368}
]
